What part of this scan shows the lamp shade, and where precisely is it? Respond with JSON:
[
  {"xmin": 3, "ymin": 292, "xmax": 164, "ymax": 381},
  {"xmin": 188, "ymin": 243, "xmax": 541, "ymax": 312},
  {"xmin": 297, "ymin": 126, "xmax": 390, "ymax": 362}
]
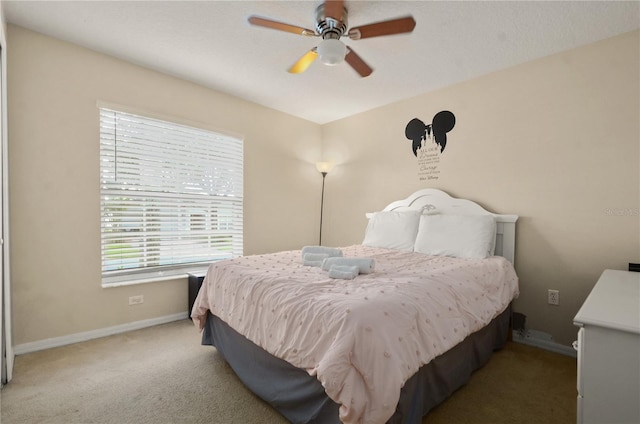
[
  {"xmin": 317, "ymin": 39, "xmax": 347, "ymax": 66},
  {"xmin": 316, "ymin": 162, "xmax": 334, "ymax": 174}
]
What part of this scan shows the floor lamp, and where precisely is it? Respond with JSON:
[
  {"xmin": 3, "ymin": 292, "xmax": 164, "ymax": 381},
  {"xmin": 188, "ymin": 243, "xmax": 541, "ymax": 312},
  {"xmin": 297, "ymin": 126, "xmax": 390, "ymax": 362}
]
[{"xmin": 316, "ymin": 162, "xmax": 333, "ymax": 246}]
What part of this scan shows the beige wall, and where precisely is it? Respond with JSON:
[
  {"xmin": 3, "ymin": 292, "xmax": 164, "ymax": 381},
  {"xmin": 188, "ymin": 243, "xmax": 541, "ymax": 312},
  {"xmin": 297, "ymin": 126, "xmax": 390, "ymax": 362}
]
[
  {"xmin": 7, "ymin": 25, "xmax": 322, "ymax": 346},
  {"xmin": 321, "ymin": 30, "xmax": 640, "ymax": 346}
]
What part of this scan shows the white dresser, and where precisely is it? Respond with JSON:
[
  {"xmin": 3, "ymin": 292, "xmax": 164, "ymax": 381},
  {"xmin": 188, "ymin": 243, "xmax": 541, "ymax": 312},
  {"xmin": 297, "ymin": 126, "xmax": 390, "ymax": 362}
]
[{"xmin": 573, "ymin": 269, "xmax": 640, "ymax": 424}]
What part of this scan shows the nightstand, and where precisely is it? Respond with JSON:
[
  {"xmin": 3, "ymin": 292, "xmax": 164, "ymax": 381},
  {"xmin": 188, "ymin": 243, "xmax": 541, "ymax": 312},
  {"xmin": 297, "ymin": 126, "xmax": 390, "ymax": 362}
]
[{"xmin": 188, "ymin": 272, "xmax": 206, "ymax": 317}]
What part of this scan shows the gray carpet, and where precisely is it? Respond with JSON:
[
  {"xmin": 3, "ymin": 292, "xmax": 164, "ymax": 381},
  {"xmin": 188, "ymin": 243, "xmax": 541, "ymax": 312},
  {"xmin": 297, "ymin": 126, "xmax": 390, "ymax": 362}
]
[{"xmin": 0, "ymin": 319, "xmax": 577, "ymax": 424}]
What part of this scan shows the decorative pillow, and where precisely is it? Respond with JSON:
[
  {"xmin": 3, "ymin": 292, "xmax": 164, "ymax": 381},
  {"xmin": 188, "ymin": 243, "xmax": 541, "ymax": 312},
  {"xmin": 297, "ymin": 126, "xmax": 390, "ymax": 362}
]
[
  {"xmin": 362, "ymin": 210, "xmax": 422, "ymax": 251},
  {"xmin": 413, "ymin": 214, "xmax": 497, "ymax": 259}
]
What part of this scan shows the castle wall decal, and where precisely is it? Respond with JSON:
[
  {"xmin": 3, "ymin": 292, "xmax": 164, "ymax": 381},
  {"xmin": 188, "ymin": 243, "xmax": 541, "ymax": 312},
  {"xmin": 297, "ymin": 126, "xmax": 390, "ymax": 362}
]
[{"xmin": 404, "ymin": 111, "xmax": 456, "ymax": 181}]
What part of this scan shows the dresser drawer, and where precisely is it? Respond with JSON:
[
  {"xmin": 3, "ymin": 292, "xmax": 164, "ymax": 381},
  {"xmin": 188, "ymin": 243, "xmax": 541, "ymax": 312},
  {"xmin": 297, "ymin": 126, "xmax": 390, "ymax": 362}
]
[{"xmin": 575, "ymin": 327, "xmax": 584, "ymax": 394}]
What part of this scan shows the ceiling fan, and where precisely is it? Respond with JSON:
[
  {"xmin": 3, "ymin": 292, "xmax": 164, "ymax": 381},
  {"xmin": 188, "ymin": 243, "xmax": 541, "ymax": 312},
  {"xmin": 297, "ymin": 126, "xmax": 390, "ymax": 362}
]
[{"xmin": 248, "ymin": 0, "xmax": 416, "ymax": 77}]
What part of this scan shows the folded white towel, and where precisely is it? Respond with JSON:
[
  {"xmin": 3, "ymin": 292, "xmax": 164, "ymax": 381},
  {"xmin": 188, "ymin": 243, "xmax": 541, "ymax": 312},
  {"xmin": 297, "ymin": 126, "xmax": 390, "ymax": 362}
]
[
  {"xmin": 301, "ymin": 246, "xmax": 343, "ymax": 259},
  {"xmin": 328, "ymin": 265, "xmax": 359, "ymax": 280},
  {"xmin": 321, "ymin": 257, "xmax": 375, "ymax": 274},
  {"xmin": 303, "ymin": 253, "xmax": 329, "ymax": 267}
]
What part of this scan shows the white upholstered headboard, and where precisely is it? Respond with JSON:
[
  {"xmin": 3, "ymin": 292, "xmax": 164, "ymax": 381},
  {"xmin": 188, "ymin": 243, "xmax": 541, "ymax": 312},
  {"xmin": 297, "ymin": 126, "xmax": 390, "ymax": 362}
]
[{"xmin": 381, "ymin": 189, "xmax": 518, "ymax": 263}]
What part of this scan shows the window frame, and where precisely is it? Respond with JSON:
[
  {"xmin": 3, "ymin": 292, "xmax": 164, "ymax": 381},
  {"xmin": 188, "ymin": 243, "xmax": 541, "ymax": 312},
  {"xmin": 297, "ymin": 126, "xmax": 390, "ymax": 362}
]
[{"xmin": 98, "ymin": 105, "xmax": 243, "ymax": 286}]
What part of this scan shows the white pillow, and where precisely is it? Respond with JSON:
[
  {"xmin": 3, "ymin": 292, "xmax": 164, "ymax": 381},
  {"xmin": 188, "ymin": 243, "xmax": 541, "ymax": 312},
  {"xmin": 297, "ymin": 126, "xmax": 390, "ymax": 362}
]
[
  {"xmin": 362, "ymin": 210, "xmax": 422, "ymax": 251},
  {"xmin": 414, "ymin": 214, "xmax": 497, "ymax": 259}
]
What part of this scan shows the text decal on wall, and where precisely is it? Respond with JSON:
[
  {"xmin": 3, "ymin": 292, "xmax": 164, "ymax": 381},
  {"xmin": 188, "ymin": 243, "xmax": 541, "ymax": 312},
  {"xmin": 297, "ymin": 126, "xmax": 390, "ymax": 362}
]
[{"xmin": 404, "ymin": 111, "xmax": 456, "ymax": 181}]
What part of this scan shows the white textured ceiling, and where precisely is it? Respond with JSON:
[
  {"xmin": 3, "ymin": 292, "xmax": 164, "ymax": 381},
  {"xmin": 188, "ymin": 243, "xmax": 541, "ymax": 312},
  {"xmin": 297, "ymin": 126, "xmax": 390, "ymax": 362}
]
[{"xmin": 3, "ymin": 1, "xmax": 639, "ymax": 124}]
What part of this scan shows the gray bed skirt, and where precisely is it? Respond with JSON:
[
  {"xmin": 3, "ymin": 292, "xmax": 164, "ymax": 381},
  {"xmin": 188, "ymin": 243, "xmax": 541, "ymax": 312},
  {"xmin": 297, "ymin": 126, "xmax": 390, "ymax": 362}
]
[{"xmin": 202, "ymin": 305, "xmax": 511, "ymax": 424}]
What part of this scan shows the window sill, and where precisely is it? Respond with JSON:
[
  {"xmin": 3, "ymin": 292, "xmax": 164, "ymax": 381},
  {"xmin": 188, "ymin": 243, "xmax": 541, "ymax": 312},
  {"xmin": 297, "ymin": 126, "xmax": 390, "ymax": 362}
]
[{"xmin": 102, "ymin": 268, "xmax": 209, "ymax": 288}]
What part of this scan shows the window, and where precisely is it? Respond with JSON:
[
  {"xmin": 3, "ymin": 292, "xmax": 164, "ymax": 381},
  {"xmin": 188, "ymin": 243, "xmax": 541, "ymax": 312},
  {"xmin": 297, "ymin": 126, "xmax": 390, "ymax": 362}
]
[{"xmin": 99, "ymin": 107, "xmax": 243, "ymax": 285}]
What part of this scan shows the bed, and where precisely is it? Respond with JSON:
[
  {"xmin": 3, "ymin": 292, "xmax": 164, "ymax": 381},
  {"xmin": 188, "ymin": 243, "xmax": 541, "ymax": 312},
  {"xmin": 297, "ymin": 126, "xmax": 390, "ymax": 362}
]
[{"xmin": 191, "ymin": 188, "xmax": 519, "ymax": 424}]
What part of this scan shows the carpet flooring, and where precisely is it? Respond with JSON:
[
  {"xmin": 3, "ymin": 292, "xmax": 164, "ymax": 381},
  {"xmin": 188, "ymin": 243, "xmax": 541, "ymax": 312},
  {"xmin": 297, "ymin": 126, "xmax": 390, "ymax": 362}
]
[{"xmin": 0, "ymin": 319, "xmax": 577, "ymax": 424}]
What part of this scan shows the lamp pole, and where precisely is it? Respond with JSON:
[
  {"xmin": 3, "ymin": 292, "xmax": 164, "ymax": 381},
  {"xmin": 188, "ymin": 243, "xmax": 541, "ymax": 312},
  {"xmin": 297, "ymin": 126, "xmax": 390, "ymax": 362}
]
[
  {"xmin": 319, "ymin": 171, "xmax": 327, "ymax": 246},
  {"xmin": 315, "ymin": 162, "xmax": 333, "ymax": 246}
]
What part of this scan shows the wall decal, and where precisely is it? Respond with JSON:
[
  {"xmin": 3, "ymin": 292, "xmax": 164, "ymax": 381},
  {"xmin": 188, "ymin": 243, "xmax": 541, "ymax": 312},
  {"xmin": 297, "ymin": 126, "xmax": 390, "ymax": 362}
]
[
  {"xmin": 404, "ymin": 111, "xmax": 456, "ymax": 181},
  {"xmin": 431, "ymin": 111, "xmax": 456, "ymax": 152}
]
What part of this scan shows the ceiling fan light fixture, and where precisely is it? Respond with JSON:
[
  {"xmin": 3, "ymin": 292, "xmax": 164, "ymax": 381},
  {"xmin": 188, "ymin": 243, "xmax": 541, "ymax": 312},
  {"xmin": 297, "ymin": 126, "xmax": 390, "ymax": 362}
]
[{"xmin": 317, "ymin": 38, "xmax": 347, "ymax": 66}]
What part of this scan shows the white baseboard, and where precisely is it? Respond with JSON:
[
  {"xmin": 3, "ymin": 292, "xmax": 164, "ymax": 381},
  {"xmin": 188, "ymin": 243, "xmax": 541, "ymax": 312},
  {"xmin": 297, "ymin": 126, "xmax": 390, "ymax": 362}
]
[
  {"xmin": 512, "ymin": 330, "xmax": 577, "ymax": 358},
  {"xmin": 13, "ymin": 312, "xmax": 189, "ymax": 355}
]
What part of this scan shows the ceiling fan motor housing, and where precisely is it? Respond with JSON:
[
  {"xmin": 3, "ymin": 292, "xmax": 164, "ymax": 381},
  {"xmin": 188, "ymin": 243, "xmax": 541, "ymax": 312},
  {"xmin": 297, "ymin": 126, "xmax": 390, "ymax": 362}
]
[{"xmin": 315, "ymin": 4, "xmax": 348, "ymax": 40}]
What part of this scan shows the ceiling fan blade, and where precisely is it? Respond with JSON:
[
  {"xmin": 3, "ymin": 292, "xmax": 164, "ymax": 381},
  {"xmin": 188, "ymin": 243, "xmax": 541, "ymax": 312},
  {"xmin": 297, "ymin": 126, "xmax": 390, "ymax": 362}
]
[
  {"xmin": 248, "ymin": 16, "xmax": 316, "ymax": 37},
  {"xmin": 344, "ymin": 47, "xmax": 373, "ymax": 77},
  {"xmin": 324, "ymin": 0, "xmax": 344, "ymax": 21},
  {"xmin": 288, "ymin": 48, "xmax": 319, "ymax": 74},
  {"xmin": 348, "ymin": 16, "xmax": 416, "ymax": 40}
]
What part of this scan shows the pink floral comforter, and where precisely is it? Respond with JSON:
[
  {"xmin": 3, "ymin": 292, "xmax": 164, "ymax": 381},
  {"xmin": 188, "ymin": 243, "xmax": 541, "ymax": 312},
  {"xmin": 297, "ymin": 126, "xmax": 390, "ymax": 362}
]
[{"xmin": 191, "ymin": 245, "xmax": 519, "ymax": 424}]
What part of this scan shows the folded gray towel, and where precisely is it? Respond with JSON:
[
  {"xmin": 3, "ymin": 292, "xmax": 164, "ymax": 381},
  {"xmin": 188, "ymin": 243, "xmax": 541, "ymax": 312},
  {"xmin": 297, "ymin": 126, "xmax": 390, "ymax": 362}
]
[
  {"xmin": 328, "ymin": 265, "xmax": 359, "ymax": 280},
  {"xmin": 301, "ymin": 246, "xmax": 343, "ymax": 259},
  {"xmin": 321, "ymin": 257, "xmax": 375, "ymax": 274},
  {"xmin": 303, "ymin": 252, "xmax": 329, "ymax": 267},
  {"xmin": 304, "ymin": 252, "xmax": 329, "ymax": 262}
]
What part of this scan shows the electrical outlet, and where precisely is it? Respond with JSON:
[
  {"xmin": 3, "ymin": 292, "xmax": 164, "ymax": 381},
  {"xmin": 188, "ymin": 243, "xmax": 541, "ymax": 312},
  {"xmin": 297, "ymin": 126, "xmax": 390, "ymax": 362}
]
[
  {"xmin": 128, "ymin": 295, "xmax": 144, "ymax": 305},
  {"xmin": 548, "ymin": 289, "xmax": 559, "ymax": 305}
]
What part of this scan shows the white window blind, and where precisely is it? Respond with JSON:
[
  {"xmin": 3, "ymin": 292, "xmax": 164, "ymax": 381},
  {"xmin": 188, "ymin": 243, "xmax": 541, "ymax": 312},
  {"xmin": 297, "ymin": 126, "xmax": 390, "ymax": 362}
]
[{"xmin": 99, "ymin": 108, "xmax": 243, "ymax": 285}]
